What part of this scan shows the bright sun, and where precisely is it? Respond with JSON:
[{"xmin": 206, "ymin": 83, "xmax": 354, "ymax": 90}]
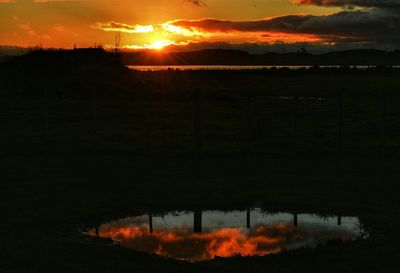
[{"xmin": 147, "ymin": 40, "xmax": 174, "ymax": 50}]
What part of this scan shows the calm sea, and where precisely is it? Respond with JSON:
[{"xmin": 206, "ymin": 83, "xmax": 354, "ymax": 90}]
[
  {"xmin": 128, "ymin": 65, "xmax": 311, "ymax": 71},
  {"xmin": 126, "ymin": 65, "xmax": 385, "ymax": 71}
]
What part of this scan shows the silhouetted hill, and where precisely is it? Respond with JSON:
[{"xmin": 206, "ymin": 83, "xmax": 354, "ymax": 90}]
[
  {"xmin": 8, "ymin": 48, "xmax": 122, "ymax": 68},
  {"xmin": 0, "ymin": 45, "xmax": 28, "ymax": 56},
  {"xmin": 0, "ymin": 48, "xmax": 144, "ymax": 98},
  {"xmin": 0, "ymin": 55, "xmax": 10, "ymax": 63},
  {"xmin": 121, "ymin": 49, "xmax": 400, "ymax": 65}
]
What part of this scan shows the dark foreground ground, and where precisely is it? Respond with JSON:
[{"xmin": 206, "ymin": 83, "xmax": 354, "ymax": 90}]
[
  {"xmin": 1, "ymin": 156, "xmax": 400, "ymax": 273},
  {"xmin": 1, "ymin": 50, "xmax": 400, "ymax": 272}
]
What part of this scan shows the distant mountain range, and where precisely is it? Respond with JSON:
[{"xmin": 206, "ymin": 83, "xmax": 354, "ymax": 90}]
[{"xmin": 121, "ymin": 49, "xmax": 400, "ymax": 66}]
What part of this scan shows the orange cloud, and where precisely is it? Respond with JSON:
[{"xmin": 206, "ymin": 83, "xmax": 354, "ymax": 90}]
[
  {"xmin": 185, "ymin": 0, "xmax": 206, "ymax": 7},
  {"xmin": 293, "ymin": 0, "xmax": 400, "ymax": 8},
  {"xmin": 90, "ymin": 223, "xmax": 352, "ymax": 261},
  {"xmin": 92, "ymin": 225, "xmax": 286, "ymax": 261},
  {"xmin": 19, "ymin": 23, "xmax": 36, "ymax": 36},
  {"xmin": 93, "ymin": 22, "xmax": 155, "ymax": 34},
  {"xmin": 3, "ymin": 0, "xmax": 397, "ymax": 51}
]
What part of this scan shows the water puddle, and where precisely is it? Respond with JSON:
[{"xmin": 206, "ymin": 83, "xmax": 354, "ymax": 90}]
[{"xmin": 87, "ymin": 209, "xmax": 367, "ymax": 262}]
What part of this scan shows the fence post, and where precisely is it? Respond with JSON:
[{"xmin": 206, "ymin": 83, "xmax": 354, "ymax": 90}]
[
  {"xmin": 43, "ymin": 88, "xmax": 49, "ymax": 154},
  {"xmin": 194, "ymin": 210, "xmax": 202, "ymax": 233},
  {"xmin": 149, "ymin": 213, "xmax": 153, "ymax": 234},
  {"xmin": 13, "ymin": 95, "xmax": 20, "ymax": 154},
  {"xmin": 243, "ymin": 90, "xmax": 252, "ymax": 157},
  {"xmin": 92, "ymin": 87, "xmax": 98, "ymax": 154},
  {"xmin": 338, "ymin": 89, "xmax": 344, "ymax": 158},
  {"xmin": 145, "ymin": 92, "xmax": 152, "ymax": 154},
  {"xmin": 193, "ymin": 88, "xmax": 203, "ymax": 159},
  {"xmin": 381, "ymin": 89, "xmax": 387, "ymax": 157},
  {"xmin": 246, "ymin": 208, "xmax": 251, "ymax": 228},
  {"xmin": 292, "ymin": 92, "xmax": 299, "ymax": 159},
  {"xmin": 92, "ymin": 88, "xmax": 98, "ymax": 121}
]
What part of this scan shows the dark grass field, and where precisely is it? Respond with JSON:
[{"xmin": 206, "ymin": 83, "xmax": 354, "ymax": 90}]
[
  {"xmin": 2, "ymin": 70, "xmax": 400, "ymax": 157},
  {"xmin": 1, "ymin": 156, "xmax": 400, "ymax": 273},
  {"xmin": 1, "ymin": 54, "xmax": 400, "ymax": 272}
]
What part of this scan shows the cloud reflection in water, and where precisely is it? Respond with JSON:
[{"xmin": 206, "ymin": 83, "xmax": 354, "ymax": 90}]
[{"xmin": 88, "ymin": 210, "xmax": 365, "ymax": 262}]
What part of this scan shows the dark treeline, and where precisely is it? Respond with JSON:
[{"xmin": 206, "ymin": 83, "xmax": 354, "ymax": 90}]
[{"xmin": 121, "ymin": 49, "xmax": 400, "ymax": 66}]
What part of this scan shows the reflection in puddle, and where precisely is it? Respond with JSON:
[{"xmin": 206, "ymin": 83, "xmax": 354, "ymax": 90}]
[{"xmin": 88, "ymin": 209, "xmax": 367, "ymax": 262}]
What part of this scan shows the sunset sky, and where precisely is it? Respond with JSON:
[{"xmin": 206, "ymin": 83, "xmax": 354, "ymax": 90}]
[{"xmin": 1, "ymin": 0, "xmax": 399, "ymax": 53}]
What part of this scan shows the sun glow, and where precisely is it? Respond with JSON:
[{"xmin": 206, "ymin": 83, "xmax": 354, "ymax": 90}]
[
  {"xmin": 148, "ymin": 40, "xmax": 174, "ymax": 50},
  {"xmin": 122, "ymin": 39, "xmax": 176, "ymax": 50},
  {"xmin": 98, "ymin": 16, "xmax": 333, "ymax": 52},
  {"xmin": 161, "ymin": 22, "xmax": 206, "ymax": 37},
  {"xmin": 97, "ymin": 21, "xmax": 211, "ymax": 50}
]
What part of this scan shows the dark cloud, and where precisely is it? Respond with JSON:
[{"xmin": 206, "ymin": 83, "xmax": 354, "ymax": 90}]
[
  {"xmin": 164, "ymin": 40, "xmax": 399, "ymax": 54},
  {"xmin": 95, "ymin": 21, "xmax": 136, "ymax": 32},
  {"xmin": 185, "ymin": 0, "xmax": 206, "ymax": 7},
  {"xmin": 294, "ymin": 0, "xmax": 400, "ymax": 8},
  {"xmin": 172, "ymin": 9, "xmax": 400, "ymax": 44}
]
